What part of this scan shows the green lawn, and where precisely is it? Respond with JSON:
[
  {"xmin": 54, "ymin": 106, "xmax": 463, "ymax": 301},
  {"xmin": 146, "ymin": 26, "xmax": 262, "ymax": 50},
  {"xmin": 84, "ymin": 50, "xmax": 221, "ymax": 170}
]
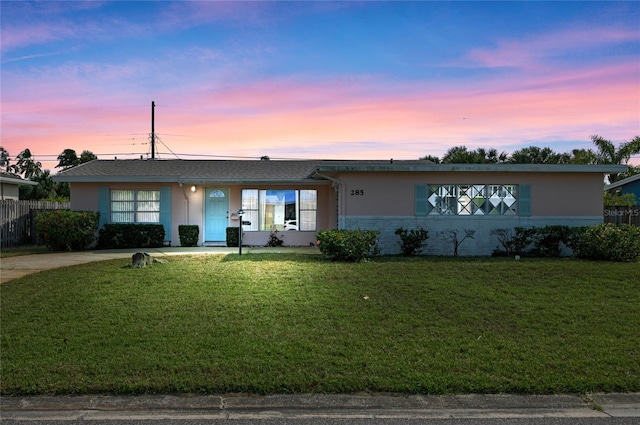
[{"xmin": 1, "ymin": 254, "xmax": 638, "ymax": 395}]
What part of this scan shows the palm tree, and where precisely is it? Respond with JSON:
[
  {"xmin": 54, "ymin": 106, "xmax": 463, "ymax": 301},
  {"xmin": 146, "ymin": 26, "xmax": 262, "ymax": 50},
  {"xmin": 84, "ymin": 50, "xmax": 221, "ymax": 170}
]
[
  {"xmin": 0, "ymin": 147, "xmax": 11, "ymax": 171},
  {"xmin": 13, "ymin": 149, "xmax": 42, "ymax": 179},
  {"xmin": 591, "ymin": 135, "xmax": 640, "ymax": 182},
  {"xmin": 56, "ymin": 149, "xmax": 80, "ymax": 169}
]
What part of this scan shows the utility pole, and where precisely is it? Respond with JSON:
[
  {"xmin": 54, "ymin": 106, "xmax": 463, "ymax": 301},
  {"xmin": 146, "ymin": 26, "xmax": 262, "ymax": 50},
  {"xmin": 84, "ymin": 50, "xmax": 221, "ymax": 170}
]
[{"xmin": 151, "ymin": 101, "xmax": 156, "ymax": 159}]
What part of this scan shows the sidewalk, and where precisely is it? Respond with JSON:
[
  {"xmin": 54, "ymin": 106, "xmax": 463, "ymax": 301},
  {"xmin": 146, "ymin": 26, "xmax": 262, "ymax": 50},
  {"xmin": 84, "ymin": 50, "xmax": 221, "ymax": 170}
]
[
  {"xmin": 0, "ymin": 246, "xmax": 319, "ymax": 283},
  {"xmin": 1, "ymin": 393, "xmax": 639, "ymax": 420}
]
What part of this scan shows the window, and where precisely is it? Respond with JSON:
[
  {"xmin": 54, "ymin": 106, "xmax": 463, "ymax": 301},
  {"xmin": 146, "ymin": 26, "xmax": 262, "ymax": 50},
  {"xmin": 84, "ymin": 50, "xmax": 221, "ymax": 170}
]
[
  {"xmin": 111, "ymin": 190, "xmax": 161, "ymax": 223},
  {"xmin": 241, "ymin": 189, "xmax": 317, "ymax": 231},
  {"xmin": 423, "ymin": 184, "xmax": 517, "ymax": 216}
]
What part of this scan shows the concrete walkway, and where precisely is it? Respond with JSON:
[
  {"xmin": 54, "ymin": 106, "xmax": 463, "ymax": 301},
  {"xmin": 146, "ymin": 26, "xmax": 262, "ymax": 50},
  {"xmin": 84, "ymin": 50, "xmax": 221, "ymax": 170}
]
[
  {"xmin": 0, "ymin": 246, "xmax": 319, "ymax": 283},
  {"xmin": 1, "ymin": 393, "xmax": 639, "ymax": 420}
]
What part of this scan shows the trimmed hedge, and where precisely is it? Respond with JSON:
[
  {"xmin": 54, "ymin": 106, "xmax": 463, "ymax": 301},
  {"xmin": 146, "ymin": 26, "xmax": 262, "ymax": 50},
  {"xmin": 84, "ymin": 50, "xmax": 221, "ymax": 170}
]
[
  {"xmin": 35, "ymin": 210, "xmax": 100, "ymax": 251},
  {"xmin": 98, "ymin": 224, "xmax": 165, "ymax": 249},
  {"xmin": 178, "ymin": 225, "xmax": 199, "ymax": 247},
  {"xmin": 316, "ymin": 229, "xmax": 380, "ymax": 262},
  {"xmin": 226, "ymin": 227, "xmax": 239, "ymax": 247}
]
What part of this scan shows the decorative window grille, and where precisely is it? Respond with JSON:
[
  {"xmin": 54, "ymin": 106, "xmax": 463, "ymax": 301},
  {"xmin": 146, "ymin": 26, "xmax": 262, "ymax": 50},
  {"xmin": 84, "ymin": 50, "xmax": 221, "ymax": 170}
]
[{"xmin": 426, "ymin": 184, "xmax": 517, "ymax": 216}]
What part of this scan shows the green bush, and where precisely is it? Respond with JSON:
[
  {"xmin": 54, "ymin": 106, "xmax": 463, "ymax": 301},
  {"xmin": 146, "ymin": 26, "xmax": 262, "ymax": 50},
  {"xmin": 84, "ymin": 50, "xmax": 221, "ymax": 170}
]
[
  {"xmin": 266, "ymin": 229, "xmax": 284, "ymax": 247},
  {"xmin": 35, "ymin": 210, "xmax": 100, "ymax": 251},
  {"xmin": 98, "ymin": 224, "xmax": 165, "ymax": 249},
  {"xmin": 574, "ymin": 223, "xmax": 640, "ymax": 262},
  {"xmin": 316, "ymin": 229, "xmax": 380, "ymax": 262},
  {"xmin": 178, "ymin": 225, "xmax": 199, "ymax": 247},
  {"xmin": 226, "ymin": 227, "xmax": 239, "ymax": 247},
  {"xmin": 527, "ymin": 225, "xmax": 571, "ymax": 257},
  {"xmin": 394, "ymin": 227, "xmax": 429, "ymax": 256}
]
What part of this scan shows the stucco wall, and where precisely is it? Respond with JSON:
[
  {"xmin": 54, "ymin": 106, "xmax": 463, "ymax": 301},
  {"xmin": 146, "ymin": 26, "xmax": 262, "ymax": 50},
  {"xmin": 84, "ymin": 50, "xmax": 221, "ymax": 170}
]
[
  {"xmin": 70, "ymin": 181, "xmax": 335, "ymax": 247},
  {"xmin": 333, "ymin": 170, "xmax": 606, "ymax": 255},
  {"xmin": 333, "ymin": 171, "xmax": 605, "ymax": 217},
  {"xmin": 620, "ymin": 180, "xmax": 640, "ymax": 205}
]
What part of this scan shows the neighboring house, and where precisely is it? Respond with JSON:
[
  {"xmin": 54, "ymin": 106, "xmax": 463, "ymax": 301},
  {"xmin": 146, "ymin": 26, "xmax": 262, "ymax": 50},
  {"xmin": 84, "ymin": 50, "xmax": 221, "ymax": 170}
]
[
  {"xmin": 603, "ymin": 173, "xmax": 640, "ymax": 205},
  {"xmin": 0, "ymin": 172, "xmax": 38, "ymax": 200},
  {"xmin": 53, "ymin": 159, "xmax": 625, "ymax": 255}
]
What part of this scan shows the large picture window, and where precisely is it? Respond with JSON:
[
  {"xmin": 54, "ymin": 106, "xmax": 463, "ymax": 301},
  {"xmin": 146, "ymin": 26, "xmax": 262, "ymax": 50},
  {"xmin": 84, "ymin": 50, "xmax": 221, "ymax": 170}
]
[
  {"xmin": 424, "ymin": 184, "xmax": 517, "ymax": 216},
  {"xmin": 111, "ymin": 190, "xmax": 161, "ymax": 223},
  {"xmin": 241, "ymin": 189, "xmax": 317, "ymax": 231}
]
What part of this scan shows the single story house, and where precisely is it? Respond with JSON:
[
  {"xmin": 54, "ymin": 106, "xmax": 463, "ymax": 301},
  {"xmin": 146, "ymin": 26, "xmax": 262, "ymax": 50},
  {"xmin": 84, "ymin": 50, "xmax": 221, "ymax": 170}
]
[
  {"xmin": 0, "ymin": 172, "xmax": 38, "ymax": 200},
  {"xmin": 54, "ymin": 159, "xmax": 625, "ymax": 255},
  {"xmin": 603, "ymin": 173, "xmax": 640, "ymax": 205}
]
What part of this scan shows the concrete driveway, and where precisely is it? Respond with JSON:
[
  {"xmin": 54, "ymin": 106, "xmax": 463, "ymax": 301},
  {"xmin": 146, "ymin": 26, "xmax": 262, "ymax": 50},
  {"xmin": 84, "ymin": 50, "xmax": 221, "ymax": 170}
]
[{"xmin": 0, "ymin": 246, "xmax": 319, "ymax": 283}]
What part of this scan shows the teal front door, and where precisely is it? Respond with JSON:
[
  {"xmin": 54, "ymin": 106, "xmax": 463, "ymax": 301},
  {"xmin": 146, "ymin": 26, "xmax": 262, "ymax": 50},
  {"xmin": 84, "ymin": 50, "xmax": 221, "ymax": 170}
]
[{"xmin": 204, "ymin": 188, "xmax": 229, "ymax": 242}]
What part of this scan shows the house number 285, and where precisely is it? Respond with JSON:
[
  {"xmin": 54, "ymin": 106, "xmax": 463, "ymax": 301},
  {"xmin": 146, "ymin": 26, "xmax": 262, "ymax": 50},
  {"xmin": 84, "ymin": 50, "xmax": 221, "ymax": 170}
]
[{"xmin": 351, "ymin": 189, "xmax": 365, "ymax": 196}]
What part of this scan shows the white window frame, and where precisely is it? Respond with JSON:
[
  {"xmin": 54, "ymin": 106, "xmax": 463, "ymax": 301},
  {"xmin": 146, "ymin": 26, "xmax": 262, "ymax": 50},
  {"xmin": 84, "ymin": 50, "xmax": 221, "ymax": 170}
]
[
  {"xmin": 241, "ymin": 189, "xmax": 317, "ymax": 231},
  {"xmin": 110, "ymin": 190, "xmax": 161, "ymax": 223}
]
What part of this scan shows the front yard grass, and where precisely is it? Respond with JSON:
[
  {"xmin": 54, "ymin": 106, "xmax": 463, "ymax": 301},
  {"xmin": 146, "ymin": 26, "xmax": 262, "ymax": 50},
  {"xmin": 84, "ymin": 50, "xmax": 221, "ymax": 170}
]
[{"xmin": 1, "ymin": 254, "xmax": 638, "ymax": 395}]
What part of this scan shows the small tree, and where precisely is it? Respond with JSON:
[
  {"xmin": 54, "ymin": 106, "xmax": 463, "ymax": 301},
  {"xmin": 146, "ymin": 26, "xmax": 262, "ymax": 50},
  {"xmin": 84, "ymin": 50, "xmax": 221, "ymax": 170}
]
[{"xmin": 437, "ymin": 229, "xmax": 476, "ymax": 256}]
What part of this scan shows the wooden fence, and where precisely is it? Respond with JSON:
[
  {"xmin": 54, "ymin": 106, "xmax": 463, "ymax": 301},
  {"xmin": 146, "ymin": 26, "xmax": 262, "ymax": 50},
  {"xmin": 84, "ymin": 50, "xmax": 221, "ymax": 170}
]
[
  {"xmin": 0, "ymin": 200, "xmax": 70, "ymax": 248},
  {"xmin": 604, "ymin": 206, "xmax": 640, "ymax": 226}
]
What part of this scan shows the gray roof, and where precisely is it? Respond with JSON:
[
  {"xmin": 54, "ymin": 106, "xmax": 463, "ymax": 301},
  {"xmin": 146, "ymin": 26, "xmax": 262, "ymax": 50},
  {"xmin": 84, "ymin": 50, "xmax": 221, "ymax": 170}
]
[
  {"xmin": 0, "ymin": 171, "xmax": 38, "ymax": 186},
  {"xmin": 316, "ymin": 162, "xmax": 628, "ymax": 173},
  {"xmin": 53, "ymin": 159, "xmax": 626, "ymax": 184},
  {"xmin": 53, "ymin": 159, "xmax": 327, "ymax": 184}
]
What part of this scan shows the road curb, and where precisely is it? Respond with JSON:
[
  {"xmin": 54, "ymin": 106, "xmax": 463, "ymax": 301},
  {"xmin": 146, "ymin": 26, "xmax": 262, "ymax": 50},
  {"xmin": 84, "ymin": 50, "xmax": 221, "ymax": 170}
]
[{"xmin": 2, "ymin": 393, "xmax": 639, "ymax": 420}]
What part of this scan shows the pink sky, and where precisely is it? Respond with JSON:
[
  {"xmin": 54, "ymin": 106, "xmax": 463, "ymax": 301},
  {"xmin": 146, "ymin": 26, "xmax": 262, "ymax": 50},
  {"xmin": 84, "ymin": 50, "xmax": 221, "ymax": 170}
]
[{"xmin": 2, "ymin": 1, "xmax": 639, "ymax": 171}]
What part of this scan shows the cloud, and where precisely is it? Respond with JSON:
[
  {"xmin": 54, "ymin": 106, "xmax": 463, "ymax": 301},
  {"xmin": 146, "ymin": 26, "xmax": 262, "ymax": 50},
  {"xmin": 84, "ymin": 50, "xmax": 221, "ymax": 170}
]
[{"xmin": 466, "ymin": 27, "xmax": 639, "ymax": 70}]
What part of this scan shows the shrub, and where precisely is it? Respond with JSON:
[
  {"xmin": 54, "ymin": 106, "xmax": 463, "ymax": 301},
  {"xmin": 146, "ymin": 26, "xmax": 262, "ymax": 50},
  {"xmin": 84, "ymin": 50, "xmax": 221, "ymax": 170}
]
[
  {"xmin": 512, "ymin": 227, "xmax": 537, "ymax": 256},
  {"xmin": 178, "ymin": 225, "xmax": 199, "ymax": 247},
  {"xmin": 266, "ymin": 229, "xmax": 284, "ymax": 247},
  {"xmin": 604, "ymin": 191, "xmax": 637, "ymax": 207},
  {"xmin": 35, "ymin": 210, "xmax": 100, "ymax": 251},
  {"xmin": 226, "ymin": 227, "xmax": 239, "ymax": 247},
  {"xmin": 98, "ymin": 224, "xmax": 165, "ymax": 249},
  {"xmin": 316, "ymin": 229, "xmax": 380, "ymax": 262},
  {"xmin": 574, "ymin": 223, "xmax": 640, "ymax": 262},
  {"xmin": 492, "ymin": 226, "xmax": 589, "ymax": 257},
  {"xmin": 526, "ymin": 225, "xmax": 570, "ymax": 257},
  {"xmin": 394, "ymin": 227, "xmax": 429, "ymax": 256}
]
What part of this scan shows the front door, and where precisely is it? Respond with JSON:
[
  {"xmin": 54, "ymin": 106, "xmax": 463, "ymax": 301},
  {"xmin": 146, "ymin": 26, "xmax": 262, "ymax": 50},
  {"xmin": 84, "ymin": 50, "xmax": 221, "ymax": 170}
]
[{"xmin": 204, "ymin": 188, "xmax": 229, "ymax": 242}]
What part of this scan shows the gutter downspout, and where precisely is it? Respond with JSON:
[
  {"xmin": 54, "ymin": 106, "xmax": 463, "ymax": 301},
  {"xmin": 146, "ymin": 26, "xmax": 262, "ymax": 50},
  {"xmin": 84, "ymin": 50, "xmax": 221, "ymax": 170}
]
[
  {"xmin": 179, "ymin": 182, "xmax": 190, "ymax": 225},
  {"xmin": 313, "ymin": 170, "xmax": 345, "ymax": 229}
]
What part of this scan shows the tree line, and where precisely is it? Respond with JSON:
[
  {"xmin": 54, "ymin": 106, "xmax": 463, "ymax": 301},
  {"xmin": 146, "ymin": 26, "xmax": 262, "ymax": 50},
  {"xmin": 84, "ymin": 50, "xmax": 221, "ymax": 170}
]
[
  {"xmin": 1, "ymin": 135, "xmax": 638, "ymax": 201},
  {"xmin": 422, "ymin": 135, "xmax": 640, "ymax": 183},
  {"xmin": 0, "ymin": 147, "xmax": 96, "ymax": 201}
]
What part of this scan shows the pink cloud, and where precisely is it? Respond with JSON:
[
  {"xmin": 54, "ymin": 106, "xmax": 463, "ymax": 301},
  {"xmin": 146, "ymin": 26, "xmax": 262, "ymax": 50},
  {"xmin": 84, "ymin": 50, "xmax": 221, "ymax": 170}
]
[
  {"xmin": 3, "ymin": 55, "xmax": 638, "ymax": 170},
  {"xmin": 467, "ymin": 28, "xmax": 639, "ymax": 70}
]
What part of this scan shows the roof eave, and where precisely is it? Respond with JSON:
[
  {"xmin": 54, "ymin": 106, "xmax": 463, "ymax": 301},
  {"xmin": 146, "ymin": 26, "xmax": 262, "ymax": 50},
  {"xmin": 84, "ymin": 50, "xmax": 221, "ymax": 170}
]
[
  {"xmin": 603, "ymin": 173, "xmax": 640, "ymax": 191},
  {"xmin": 53, "ymin": 175, "xmax": 328, "ymax": 185},
  {"xmin": 315, "ymin": 164, "xmax": 629, "ymax": 173},
  {"xmin": 0, "ymin": 176, "xmax": 39, "ymax": 186}
]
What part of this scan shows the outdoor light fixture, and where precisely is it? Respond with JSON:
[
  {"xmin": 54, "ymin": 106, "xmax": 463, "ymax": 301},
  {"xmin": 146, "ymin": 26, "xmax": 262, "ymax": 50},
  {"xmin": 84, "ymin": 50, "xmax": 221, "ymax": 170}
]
[{"xmin": 190, "ymin": 185, "xmax": 196, "ymax": 192}]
